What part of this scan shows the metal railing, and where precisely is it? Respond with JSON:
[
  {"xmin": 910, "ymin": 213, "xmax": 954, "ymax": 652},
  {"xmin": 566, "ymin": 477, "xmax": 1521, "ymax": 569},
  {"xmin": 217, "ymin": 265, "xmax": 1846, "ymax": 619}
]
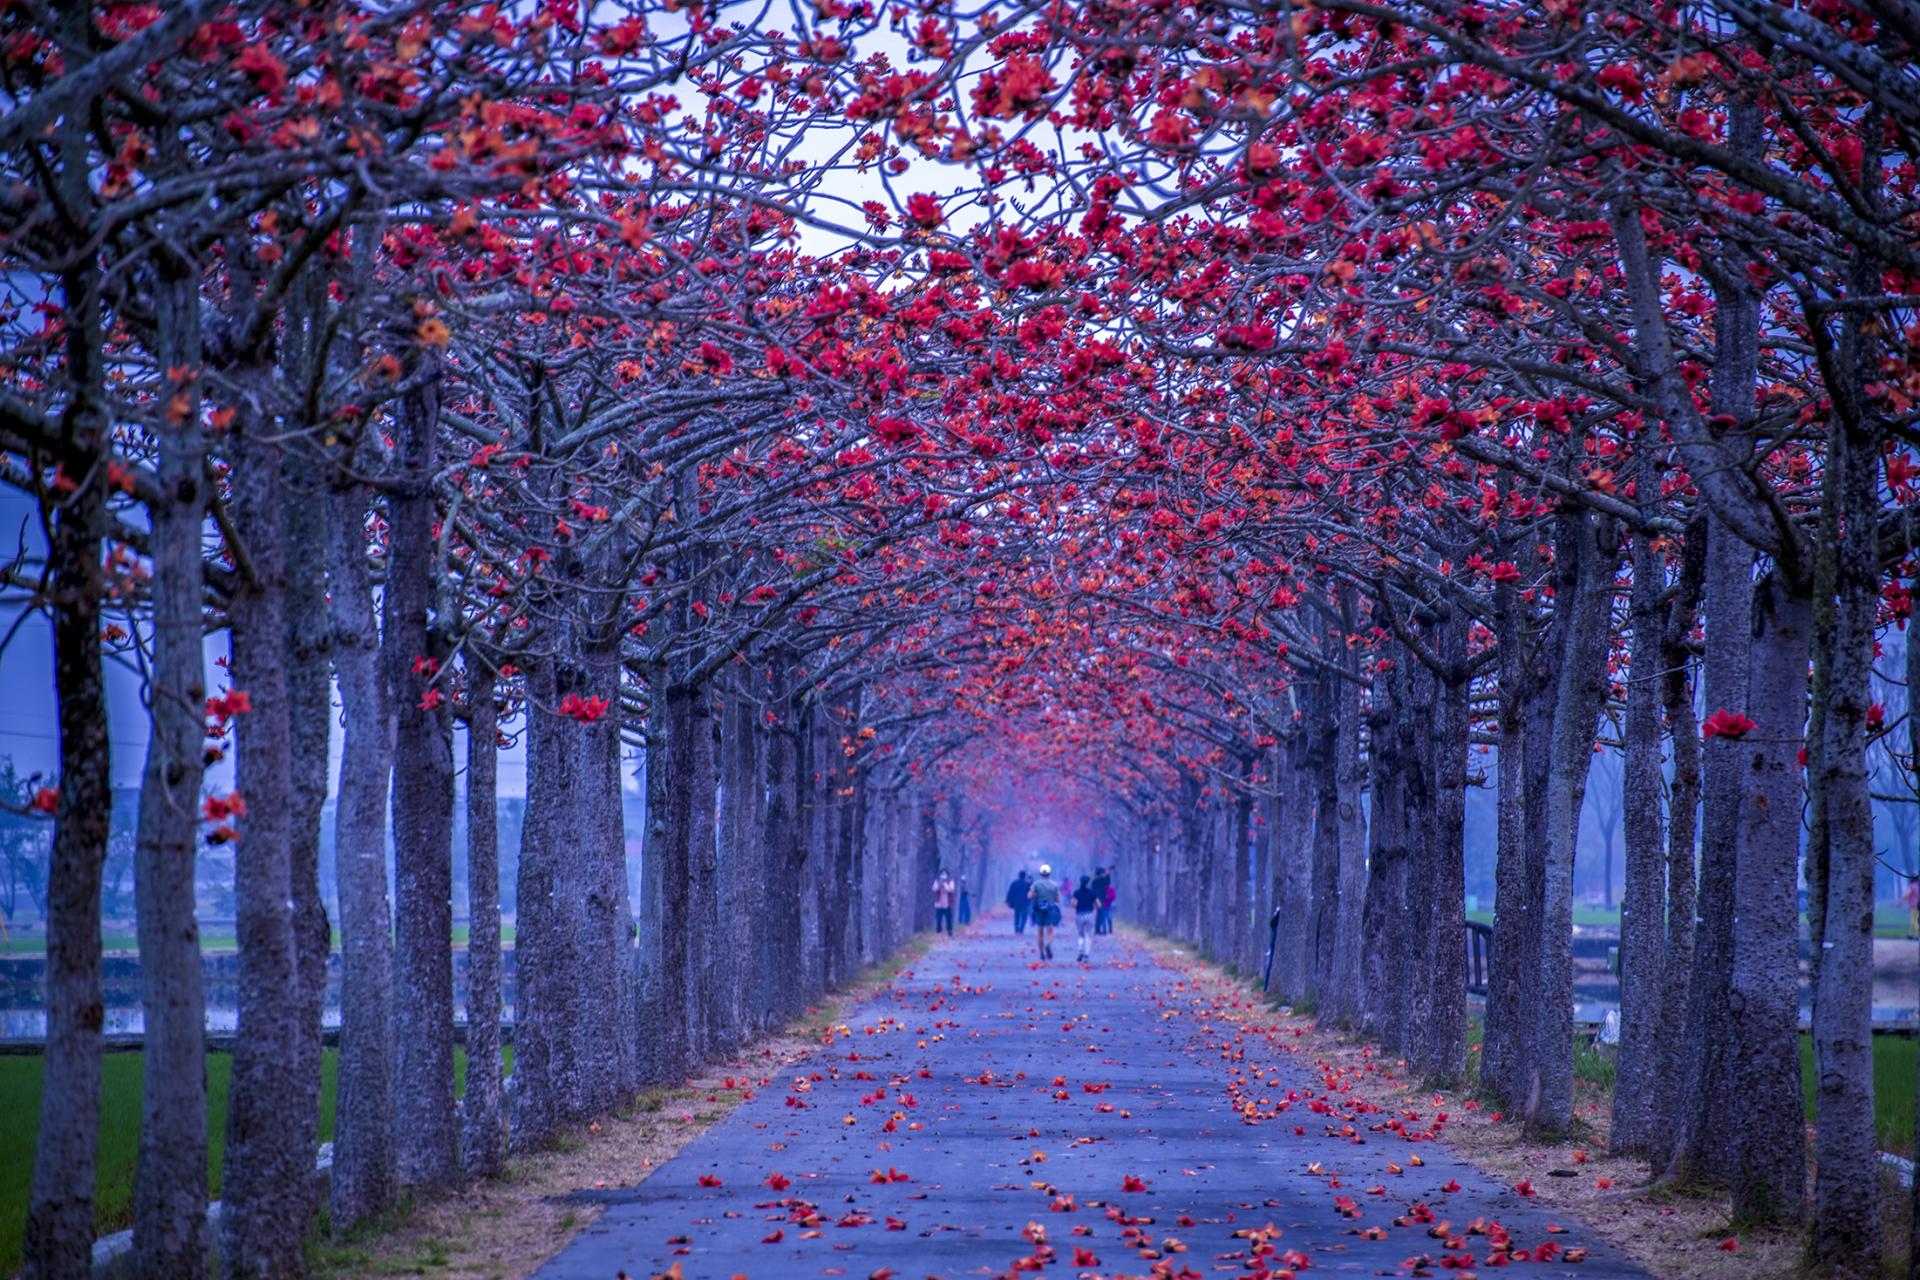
[{"xmin": 1466, "ymin": 920, "xmax": 1492, "ymax": 995}]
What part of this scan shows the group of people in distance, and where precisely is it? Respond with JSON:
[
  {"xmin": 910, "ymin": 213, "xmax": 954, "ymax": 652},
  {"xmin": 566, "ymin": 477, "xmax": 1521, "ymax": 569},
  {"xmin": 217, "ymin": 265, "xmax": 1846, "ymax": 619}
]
[
  {"xmin": 926, "ymin": 863, "xmax": 1118, "ymax": 962},
  {"xmin": 1005, "ymin": 864, "xmax": 1115, "ymax": 962}
]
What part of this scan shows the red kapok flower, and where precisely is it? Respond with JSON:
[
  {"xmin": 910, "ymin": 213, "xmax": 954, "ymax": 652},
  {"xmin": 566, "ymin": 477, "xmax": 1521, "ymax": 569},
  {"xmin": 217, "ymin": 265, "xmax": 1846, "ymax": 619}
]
[{"xmin": 1701, "ymin": 709, "xmax": 1756, "ymax": 740}]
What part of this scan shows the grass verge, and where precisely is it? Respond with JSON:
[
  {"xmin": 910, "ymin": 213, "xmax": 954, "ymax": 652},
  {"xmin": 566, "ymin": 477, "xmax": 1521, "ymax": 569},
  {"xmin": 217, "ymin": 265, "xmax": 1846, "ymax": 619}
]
[
  {"xmin": 0, "ymin": 1046, "xmax": 512, "ymax": 1276},
  {"xmin": 0, "ymin": 924, "xmax": 519, "ymax": 954}
]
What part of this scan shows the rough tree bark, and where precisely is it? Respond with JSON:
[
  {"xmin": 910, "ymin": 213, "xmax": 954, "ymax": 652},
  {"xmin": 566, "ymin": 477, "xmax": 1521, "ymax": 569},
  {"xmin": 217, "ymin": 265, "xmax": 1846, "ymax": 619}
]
[
  {"xmin": 25, "ymin": 405, "xmax": 111, "ymax": 1280},
  {"xmin": 1908, "ymin": 576, "xmax": 1920, "ymax": 1280},
  {"xmin": 325, "ymin": 478, "xmax": 395, "ymax": 1229},
  {"xmin": 662, "ymin": 674, "xmax": 715, "ymax": 1066},
  {"xmin": 1528, "ymin": 511, "xmax": 1615, "ymax": 1136},
  {"xmin": 760, "ymin": 652, "xmax": 804, "ymax": 1026},
  {"xmin": 1664, "ymin": 514, "xmax": 1751, "ymax": 1185},
  {"xmin": 462, "ymin": 659, "xmax": 507, "ymax": 1179},
  {"xmin": 686, "ymin": 681, "xmax": 720, "ymax": 1058},
  {"xmin": 1424, "ymin": 619, "xmax": 1471, "ymax": 1088},
  {"xmin": 1230, "ymin": 756, "xmax": 1254, "ymax": 974},
  {"xmin": 1729, "ymin": 574, "xmax": 1811, "ymax": 1223},
  {"xmin": 1806, "ymin": 200, "xmax": 1889, "ymax": 1258},
  {"xmin": 384, "ymin": 385, "xmax": 460, "ymax": 1192},
  {"xmin": 723, "ymin": 685, "xmax": 762, "ymax": 1038},
  {"xmin": 24, "ymin": 62, "xmax": 112, "ymax": 1276},
  {"xmin": 517, "ymin": 655, "xmax": 589, "ymax": 1143},
  {"xmin": 1360, "ymin": 686, "xmax": 1408, "ymax": 1044},
  {"xmin": 802, "ymin": 710, "xmax": 831, "ymax": 997},
  {"xmin": 1613, "ymin": 461, "xmax": 1668, "ymax": 1156},
  {"xmin": 131, "ymin": 237, "xmax": 211, "ymax": 1280},
  {"xmin": 1649, "ymin": 519, "xmax": 1703, "ymax": 1175},
  {"xmin": 636, "ymin": 668, "xmax": 674, "ymax": 1087},
  {"xmin": 221, "ymin": 401, "xmax": 313, "ymax": 1280},
  {"xmin": 279, "ymin": 271, "xmax": 333, "ymax": 1228},
  {"xmin": 1273, "ymin": 742, "xmax": 1311, "ymax": 1001},
  {"xmin": 1399, "ymin": 658, "xmax": 1436, "ymax": 1064},
  {"xmin": 1307, "ymin": 686, "xmax": 1341, "ymax": 1001},
  {"xmin": 578, "ymin": 633, "xmax": 637, "ymax": 1111},
  {"xmin": 1480, "ymin": 566, "xmax": 1540, "ymax": 1111},
  {"xmin": 1331, "ymin": 664, "xmax": 1368, "ymax": 1026}
]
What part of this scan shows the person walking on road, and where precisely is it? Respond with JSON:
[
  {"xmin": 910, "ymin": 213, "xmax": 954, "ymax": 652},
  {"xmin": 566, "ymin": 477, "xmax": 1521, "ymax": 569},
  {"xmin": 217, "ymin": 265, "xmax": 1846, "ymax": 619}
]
[
  {"xmin": 958, "ymin": 875, "xmax": 972, "ymax": 925},
  {"xmin": 932, "ymin": 868, "xmax": 957, "ymax": 936},
  {"xmin": 1007, "ymin": 870, "xmax": 1032, "ymax": 934},
  {"xmin": 1028, "ymin": 865, "xmax": 1062, "ymax": 960},
  {"xmin": 1071, "ymin": 874, "xmax": 1100, "ymax": 961},
  {"xmin": 1090, "ymin": 866, "xmax": 1113, "ymax": 935}
]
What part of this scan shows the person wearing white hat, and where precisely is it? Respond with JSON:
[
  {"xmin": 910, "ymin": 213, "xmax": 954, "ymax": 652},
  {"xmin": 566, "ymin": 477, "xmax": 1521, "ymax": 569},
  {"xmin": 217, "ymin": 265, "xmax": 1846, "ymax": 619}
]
[{"xmin": 1028, "ymin": 864, "xmax": 1062, "ymax": 961}]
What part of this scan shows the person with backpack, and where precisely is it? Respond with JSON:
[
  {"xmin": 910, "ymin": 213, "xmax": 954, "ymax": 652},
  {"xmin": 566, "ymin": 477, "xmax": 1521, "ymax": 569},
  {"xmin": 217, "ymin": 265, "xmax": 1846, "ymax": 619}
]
[
  {"xmin": 1071, "ymin": 874, "xmax": 1100, "ymax": 961},
  {"xmin": 1006, "ymin": 870, "xmax": 1032, "ymax": 934},
  {"xmin": 1028, "ymin": 865, "xmax": 1062, "ymax": 960}
]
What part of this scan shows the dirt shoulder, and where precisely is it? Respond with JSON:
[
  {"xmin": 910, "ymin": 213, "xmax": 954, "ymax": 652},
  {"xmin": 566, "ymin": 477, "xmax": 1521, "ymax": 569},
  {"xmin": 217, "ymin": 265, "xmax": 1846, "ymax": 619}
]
[
  {"xmin": 1134, "ymin": 935, "xmax": 1821, "ymax": 1280},
  {"xmin": 313, "ymin": 939, "xmax": 932, "ymax": 1280}
]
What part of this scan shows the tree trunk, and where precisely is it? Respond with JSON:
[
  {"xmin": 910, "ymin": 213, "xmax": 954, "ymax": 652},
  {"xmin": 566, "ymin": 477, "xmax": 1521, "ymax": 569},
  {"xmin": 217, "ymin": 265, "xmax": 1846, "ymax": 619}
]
[
  {"xmin": 1729, "ymin": 574, "xmax": 1811, "ymax": 1223},
  {"xmin": 1613, "ymin": 498, "xmax": 1667, "ymax": 1156},
  {"xmin": 1528, "ymin": 512, "xmax": 1615, "ymax": 1137},
  {"xmin": 1728, "ymin": 579, "xmax": 1812, "ymax": 1220},
  {"xmin": 686, "ymin": 683, "xmax": 720, "ymax": 1060},
  {"xmin": 723, "ymin": 686, "xmax": 761, "ymax": 1037},
  {"xmin": 281, "ymin": 442, "xmax": 332, "ymax": 1228},
  {"xmin": 325, "ymin": 481, "xmax": 395, "ymax": 1229},
  {"xmin": 1663, "ymin": 514, "xmax": 1750, "ymax": 1184},
  {"xmin": 1274, "ymin": 748, "xmax": 1311, "ymax": 1000},
  {"xmin": 221, "ymin": 406, "xmax": 312, "ymax": 1280},
  {"xmin": 1307, "ymin": 694, "xmax": 1341, "ymax": 1001},
  {"xmin": 24, "ymin": 73, "xmax": 112, "ymax": 1277},
  {"xmin": 1360, "ymin": 691, "xmax": 1408, "ymax": 1043},
  {"xmin": 1331, "ymin": 670, "xmax": 1368, "ymax": 1025},
  {"xmin": 660, "ymin": 679, "xmax": 703, "ymax": 1072},
  {"xmin": 1480, "ymin": 581, "xmax": 1537, "ymax": 1110},
  {"xmin": 761, "ymin": 653, "xmax": 803, "ymax": 1026},
  {"xmin": 278, "ymin": 270, "xmax": 333, "ymax": 1229},
  {"xmin": 1425, "ymin": 628, "xmax": 1471, "ymax": 1088},
  {"xmin": 462, "ymin": 660, "xmax": 507, "ymax": 1180},
  {"xmin": 1807, "ymin": 235, "xmax": 1888, "ymax": 1256},
  {"xmin": 131, "ymin": 252, "xmax": 210, "ymax": 1280},
  {"xmin": 1399, "ymin": 660, "xmax": 1436, "ymax": 1063},
  {"xmin": 25, "ymin": 440, "xmax": 111, "ymax": 1280},
  {"xmin": 803, "ymin": 711, "xmax": 831, "ymax": 997},
  {"xmin": 1650, "ymin": 523, "xmax": 1703, "ymax": 1174},
  {"xmin": 1908, "ymin": 589, "xmax": 1920, "ymax": 1280},
  {"xmin": 517, "ymin": 658, "xmax": 577, "ymax": 1144},
  {"xmin": 636, "ymin": 676, "xmax": 673, "ymax": 1087},
  {"xmin": 578, "ymin": 637, "xmax": 636, "ymax": 1111},
  {"xmin": 1250, "ymin": 763, "xmax": 1275, "ymax": 984},
  {"xmin": 1230, "ymin": 757, "xmax": 1254, "ymax": 974},
  {"xmin": 384, "ymin": 386, "xmax": 459, "ymax": 1192}
]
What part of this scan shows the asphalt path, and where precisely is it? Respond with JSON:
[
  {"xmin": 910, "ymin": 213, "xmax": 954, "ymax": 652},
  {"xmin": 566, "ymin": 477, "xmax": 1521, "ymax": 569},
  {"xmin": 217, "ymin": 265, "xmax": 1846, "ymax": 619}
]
[{"xmin": 533, "ymin": 925, "xmax": 1648, "ymax": 1279}]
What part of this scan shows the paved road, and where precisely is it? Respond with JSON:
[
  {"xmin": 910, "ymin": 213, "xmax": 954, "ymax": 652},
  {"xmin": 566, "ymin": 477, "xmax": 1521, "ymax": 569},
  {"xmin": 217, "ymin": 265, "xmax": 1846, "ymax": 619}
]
[{"xmin": 535, "ymin": 927, "xmax": 1647, "ymax": 1279}]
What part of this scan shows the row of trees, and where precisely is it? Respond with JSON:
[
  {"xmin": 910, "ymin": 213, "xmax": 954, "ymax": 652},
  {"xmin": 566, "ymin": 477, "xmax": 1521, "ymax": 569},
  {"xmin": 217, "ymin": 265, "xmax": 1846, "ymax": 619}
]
[
  {"xmin": 1002, "ymin": 0, "xmax": 1917, "ymax": 1269},
  {"xmin": 4, "ymin": 2, "xmax": 1917, "ymax": 1279},
  {"xmin": 1, "ymin": 4, "xmax": 1016, "ymax": 1277}
]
